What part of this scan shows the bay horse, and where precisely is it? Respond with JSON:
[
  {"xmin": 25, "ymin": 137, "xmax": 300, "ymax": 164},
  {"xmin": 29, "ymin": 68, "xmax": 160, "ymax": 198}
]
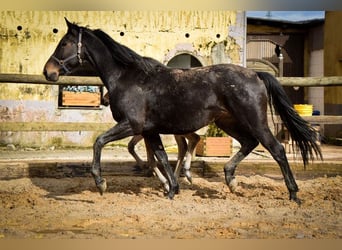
[{"xmin": 43, "ymin": 19, "xmax": 322, "ymax": 204}]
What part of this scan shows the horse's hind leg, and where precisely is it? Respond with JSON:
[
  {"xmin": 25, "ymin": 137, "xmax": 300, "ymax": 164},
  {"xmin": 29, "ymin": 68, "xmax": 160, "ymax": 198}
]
[
  {"xmin": 218, "ymin": 117, "xmax": 301, "ymax": 203},
  {"xmin": 144, "ymin": 138, "xmax": 170, "ymax": 192},
  {"xmin": 255, "ymin": 129, "xmax": 300, "ymax": 204},
  {"xmin": 231, "ymin": 109, "xmax": 300, "ymax": 203},
  {"xmin": 224, "ymin": 140, "xmax": 258, "ymax": 192},
  {"xmin": 215, "ymin": 119, "xmax": 259, "ymax": 192},
  {"xmin": 143, "ymin": 133, "xmax": 179, "ymax": 199}
]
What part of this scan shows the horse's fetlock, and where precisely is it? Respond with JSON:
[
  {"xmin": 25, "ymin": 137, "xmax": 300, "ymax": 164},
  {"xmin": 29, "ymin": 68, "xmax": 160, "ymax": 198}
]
[{"xmin": 91, "ymin": 167, "xmax": 102, "ymax": 180}]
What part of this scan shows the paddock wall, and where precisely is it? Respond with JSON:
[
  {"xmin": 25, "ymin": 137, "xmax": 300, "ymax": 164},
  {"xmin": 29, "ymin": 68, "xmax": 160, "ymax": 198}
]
[{"xmin": 0, "ymin": 11, "xmax": 245, "ymax": 148}]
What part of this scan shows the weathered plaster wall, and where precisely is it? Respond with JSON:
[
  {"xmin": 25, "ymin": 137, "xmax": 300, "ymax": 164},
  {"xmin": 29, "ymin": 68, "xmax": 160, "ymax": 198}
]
[{"xmin": 0, "ymin": 11, "xmax": 245, "ymax": 148}]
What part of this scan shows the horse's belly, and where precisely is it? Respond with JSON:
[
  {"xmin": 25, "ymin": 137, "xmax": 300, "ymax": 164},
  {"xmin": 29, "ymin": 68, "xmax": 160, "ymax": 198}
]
[{"xmin": 144, "ymin": 108, "xmax": 214, "ymax": 135}]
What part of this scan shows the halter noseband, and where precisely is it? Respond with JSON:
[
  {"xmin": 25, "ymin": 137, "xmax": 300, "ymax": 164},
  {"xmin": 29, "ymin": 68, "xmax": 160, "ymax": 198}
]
[{"xmin": 51, "ymin": 28, "xmax": 83, "ymax": 73}]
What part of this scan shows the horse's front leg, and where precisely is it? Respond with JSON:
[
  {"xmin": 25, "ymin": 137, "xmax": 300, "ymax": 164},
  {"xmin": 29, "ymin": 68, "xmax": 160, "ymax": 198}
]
[
  {"xmin": 144, "ymin": 139, "xmax": 170, "ymax": 192},
  {"xmin": 91, "ymin": 120, "xmax": 133, "ymax": 195},
  {"xmin": 144, "ymin": 133, "xmax": 179, "ymax": 199},
  {"xmin": 128, "ymin": 135, "xmax": 146, "ymax": 169}
]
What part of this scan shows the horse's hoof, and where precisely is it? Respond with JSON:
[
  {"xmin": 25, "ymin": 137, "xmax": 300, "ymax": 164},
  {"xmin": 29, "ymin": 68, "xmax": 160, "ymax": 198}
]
[
  {"xmin": 167, "ymin": 184, "xmax": 179, "ymax": 199},
  {"xmin": 228, "ymin": 178, "xmax": 237, "ymax": 193},
  {"xmin": 97, "ymin": 178, "xmax": 107, "ymax": 195},
  {"xmin": 290, "ymin": 192, "xmax": 302, "ymax": 205},
  {"xmin": 185, "ymin": 171, "xmax": 192, "ymax": 184},
  {"xmin": 167, "ymin": 190, "xmax": 175, "ymax": 200},
  {"xmin": 292, "ymin": 198, "xmax": 302, "ymax": 205}
]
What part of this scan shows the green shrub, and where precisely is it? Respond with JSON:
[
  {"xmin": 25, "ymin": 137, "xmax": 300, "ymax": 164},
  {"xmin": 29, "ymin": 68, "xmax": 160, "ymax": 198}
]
[{"xmin": 205, "ymin": 122, "xmax": 227, "ymax": 137}]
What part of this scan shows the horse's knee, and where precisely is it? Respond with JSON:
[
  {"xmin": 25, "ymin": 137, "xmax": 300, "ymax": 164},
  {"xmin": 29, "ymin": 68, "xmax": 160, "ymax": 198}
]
[{"xmin": 94, "ymin": 135, "xmax": 105, "ymax": 149}]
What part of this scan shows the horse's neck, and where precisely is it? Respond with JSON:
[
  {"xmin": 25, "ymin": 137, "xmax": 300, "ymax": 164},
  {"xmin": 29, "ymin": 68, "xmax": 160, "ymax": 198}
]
[{"xmin": 84, "ymin": 35, "xmax": 122, "ymax": 92}]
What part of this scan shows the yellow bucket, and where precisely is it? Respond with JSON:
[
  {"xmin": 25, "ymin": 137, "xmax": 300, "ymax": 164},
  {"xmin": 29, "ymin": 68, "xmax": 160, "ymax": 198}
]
[{"xmin": 294, "ymin": 104, "xmax": 313, "ymax": 116}]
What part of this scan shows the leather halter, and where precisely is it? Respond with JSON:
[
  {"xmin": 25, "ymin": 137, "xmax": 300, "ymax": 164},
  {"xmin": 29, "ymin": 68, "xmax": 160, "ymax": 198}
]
[{"xmin": 51, "ymin": 28, "xmax": 83, "ymax": 73}]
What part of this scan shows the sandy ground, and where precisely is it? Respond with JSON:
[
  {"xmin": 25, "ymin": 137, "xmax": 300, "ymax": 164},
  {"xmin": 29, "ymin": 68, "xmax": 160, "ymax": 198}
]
[
  {"xmin": 0, "ymin": 173, "xmax": 341, "ymax": 239},
  {"xmin": 0, "ymin": 145, "xmax": 341, "ymax": 239}
]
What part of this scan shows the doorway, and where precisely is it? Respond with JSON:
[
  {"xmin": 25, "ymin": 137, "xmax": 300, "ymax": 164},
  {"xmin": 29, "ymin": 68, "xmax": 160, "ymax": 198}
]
[{"xmin": 167, "ymin": 53, "xmax": 202, "ymax": 68}]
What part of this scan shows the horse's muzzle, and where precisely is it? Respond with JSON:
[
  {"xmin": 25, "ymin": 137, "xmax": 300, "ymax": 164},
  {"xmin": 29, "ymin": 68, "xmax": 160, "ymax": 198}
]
[
  {"xmin": 43, "ymin": 60, "xmax": 60, "ymax": 82},
  {"xmin": 43, "ymin": 70, "xmax": 59, "ymax": 82}
]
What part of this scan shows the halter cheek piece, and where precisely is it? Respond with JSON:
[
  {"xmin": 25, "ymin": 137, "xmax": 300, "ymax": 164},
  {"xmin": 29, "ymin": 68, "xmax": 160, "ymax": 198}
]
[{"xmin": 51, "ymin": 28, "xmax": 83, "ymax": 74}]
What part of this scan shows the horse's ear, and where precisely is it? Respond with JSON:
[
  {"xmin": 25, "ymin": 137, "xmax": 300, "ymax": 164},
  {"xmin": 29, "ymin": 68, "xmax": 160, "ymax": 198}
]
[
  {"xmin": 64, "ymin": 17, "xmax": 77, "ymax": 31},
  {"xmin": 65, "ymin": 17, "xmax": 72, "ymax": 27}
]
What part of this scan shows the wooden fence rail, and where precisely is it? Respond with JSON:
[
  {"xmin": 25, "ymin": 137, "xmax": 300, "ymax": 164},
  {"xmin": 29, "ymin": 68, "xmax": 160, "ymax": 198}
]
[
  {"xmin": 1, "ymin": 73, "xmax": 342, "ymax": 87},
  {"xmin": 0, "ymin": 74, "xmax": 342, "ymax": 133},
  {"xmin": 1, "ymin": 116, "xmax": 341, "ymax": 132},
  {"xmin": 0, "ymin": 74, "xmax": 103, "ymax": 86},
  {"xmin": 0, "ymin": 122, "xmax": 114, "ymax": 132}
]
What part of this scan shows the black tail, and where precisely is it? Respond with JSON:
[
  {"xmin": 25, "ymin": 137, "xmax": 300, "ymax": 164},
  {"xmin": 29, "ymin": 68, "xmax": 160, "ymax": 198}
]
[{"xmin": 257, "ymin": 71, "xmax": 323, "ymax": 166}]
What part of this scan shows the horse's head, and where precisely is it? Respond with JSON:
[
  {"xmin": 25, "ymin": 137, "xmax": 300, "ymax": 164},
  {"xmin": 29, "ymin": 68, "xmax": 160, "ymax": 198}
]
[{"xmin": 43, "ymin": 18, "xmax": 86, "ymax": 82}]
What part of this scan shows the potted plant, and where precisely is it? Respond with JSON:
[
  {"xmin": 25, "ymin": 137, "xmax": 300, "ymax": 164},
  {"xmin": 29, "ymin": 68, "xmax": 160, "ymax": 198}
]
[{"xmin": 196, "ymin": 122, "xmax": 232, "ymax": 157}]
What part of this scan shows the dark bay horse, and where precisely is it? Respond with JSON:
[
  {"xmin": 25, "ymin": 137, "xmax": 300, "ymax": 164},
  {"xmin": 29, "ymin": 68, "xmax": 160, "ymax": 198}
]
[
  {"xmin": 73, "ymin": 59, "xmax": 200, "ymax": 188},
  {"xmin": 43, "ymin": 19, "xmax": 322, "ymax": 204}
]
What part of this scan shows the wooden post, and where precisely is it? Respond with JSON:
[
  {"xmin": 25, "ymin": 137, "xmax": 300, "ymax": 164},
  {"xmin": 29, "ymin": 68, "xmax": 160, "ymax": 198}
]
[{"xmin": 278, "ymin": 52, "xmax": 284, "ymax": 77}]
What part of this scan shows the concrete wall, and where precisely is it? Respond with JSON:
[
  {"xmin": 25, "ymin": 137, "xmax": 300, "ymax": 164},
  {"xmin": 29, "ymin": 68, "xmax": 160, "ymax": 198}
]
[{"xmin": 0, "ymin": 11, "xmax": 245, "ymax": 148}]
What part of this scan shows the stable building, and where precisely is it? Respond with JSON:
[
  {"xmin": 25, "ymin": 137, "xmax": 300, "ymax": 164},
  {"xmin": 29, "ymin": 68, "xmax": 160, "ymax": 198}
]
[
  {"xmin": 246, "ymin": 12, "xmax": 342, "ymax": 138},
  {"xmin": 0, "ymin": 11, "xmax": 245, "ymax": 148}
]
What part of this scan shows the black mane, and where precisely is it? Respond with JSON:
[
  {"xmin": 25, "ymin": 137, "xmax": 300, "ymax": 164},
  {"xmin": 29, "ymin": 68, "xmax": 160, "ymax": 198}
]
[{"xmin": 92, "ymin": 29, "xmax": 156, "ymax": 74}]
